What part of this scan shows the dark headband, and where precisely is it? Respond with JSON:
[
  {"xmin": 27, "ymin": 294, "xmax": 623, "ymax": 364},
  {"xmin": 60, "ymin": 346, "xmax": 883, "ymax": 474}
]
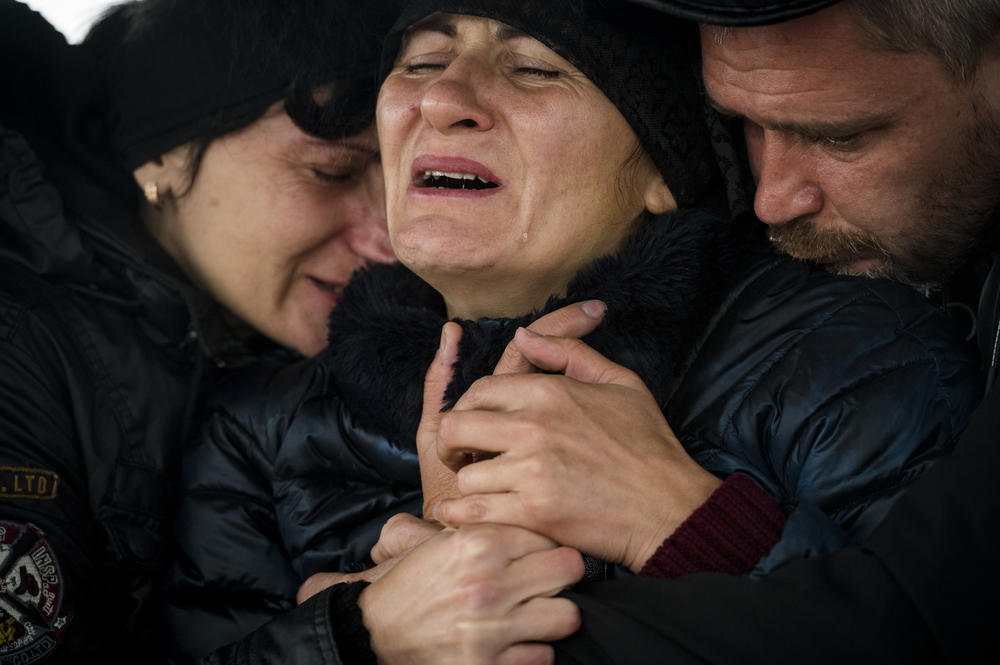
[{"xmin": 95, "ymin": 1, "xmax": 398, "ymax": 171}]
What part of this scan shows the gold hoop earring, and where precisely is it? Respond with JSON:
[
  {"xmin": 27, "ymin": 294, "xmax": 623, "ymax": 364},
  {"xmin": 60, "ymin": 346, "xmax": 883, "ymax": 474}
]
[{"xmin": 143, "ymin": 182, "xmax": 160, "ymax": 207}]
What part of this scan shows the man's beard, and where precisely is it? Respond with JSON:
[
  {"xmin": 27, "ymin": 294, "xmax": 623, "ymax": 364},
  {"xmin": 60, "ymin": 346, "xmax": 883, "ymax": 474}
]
[
  {"xmin": 767, "ymin": 219, "xmax": 895, "ymax": 277},
  {"xmin": 769, "ymin": 106, "xmax": 1000, "ymax": 290}
]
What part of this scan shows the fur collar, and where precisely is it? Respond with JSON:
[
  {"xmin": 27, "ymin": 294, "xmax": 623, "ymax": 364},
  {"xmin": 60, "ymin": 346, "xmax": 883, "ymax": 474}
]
[{"xmin": 324, "ymin": 209, "xmax": 736, "ymax": 448}]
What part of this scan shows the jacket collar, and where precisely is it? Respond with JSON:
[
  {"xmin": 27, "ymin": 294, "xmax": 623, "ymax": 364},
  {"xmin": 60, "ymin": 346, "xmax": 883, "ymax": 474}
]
[{"xmin": 324, "ymin": 208, "xmax": 737, "ymax": 447}]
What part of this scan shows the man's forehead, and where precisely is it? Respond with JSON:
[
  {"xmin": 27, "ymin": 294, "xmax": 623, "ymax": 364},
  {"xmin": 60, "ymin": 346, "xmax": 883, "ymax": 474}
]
[
  {"xmin": 700, "ymin": 28, "xmax": 856, "ymax": 104},
  {"xmin": 698, "ymin": 4, "xmax": 909, "ymax": 101},
  {"xmin": 700, "ymin": 23, "xmax": 960, "ymax": 144},
  {"xmin": 698, "ymin": 3, "xmax": 866, "ymax": 56},
  {"xmin": 698, "ymin": 19, "xmax": 929, "ymax": 133}
]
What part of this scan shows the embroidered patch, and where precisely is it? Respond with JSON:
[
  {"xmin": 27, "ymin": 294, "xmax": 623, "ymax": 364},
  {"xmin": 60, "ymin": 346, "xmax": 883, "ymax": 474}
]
[
  {"xmin": 0, "ymin": 469, "xmax": 58, "ymax": 501},
  {"xmin": 0, "ymin": 521, "xmax": 69, "ymax": 664}
]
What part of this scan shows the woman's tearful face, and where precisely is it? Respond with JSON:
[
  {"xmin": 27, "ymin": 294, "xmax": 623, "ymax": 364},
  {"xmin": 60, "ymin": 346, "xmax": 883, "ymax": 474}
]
[
  {"xmin": 146, "ymin": 108, "xmax": 394, "ymax": 357},
  {"xmin": 377, "ymin": 13, "xmax": 669, "ymax": 319}
]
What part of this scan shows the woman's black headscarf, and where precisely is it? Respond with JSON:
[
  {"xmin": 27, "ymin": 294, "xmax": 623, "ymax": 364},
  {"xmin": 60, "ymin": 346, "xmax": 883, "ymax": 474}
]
[
  {"xmin": 87, "ymin": 0, "xmax": 403, "ymax": 171},
  {"xmin": 383, "ymin": 0, "xmax": 745, "ymax": 211}
]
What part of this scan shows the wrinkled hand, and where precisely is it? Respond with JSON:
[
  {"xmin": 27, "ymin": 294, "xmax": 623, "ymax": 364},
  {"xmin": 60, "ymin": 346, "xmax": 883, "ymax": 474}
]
[
  {"xmin": 434, "ymin": 329, "xmax": 722, "ymax": 572},
  {"xmin": 417, "ymin": 302, "xmax": 608, "ymax": 518},
  {"xmin": 297, "ymin": 513, "xmax": 442, "ymax": 604},
  {"xmin": 360, "ymin": 523, "xmax": 584, "ymax": 665}
]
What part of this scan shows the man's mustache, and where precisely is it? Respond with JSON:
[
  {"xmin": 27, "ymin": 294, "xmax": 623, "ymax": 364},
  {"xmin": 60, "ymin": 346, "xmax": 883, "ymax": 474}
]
[{"xmin": 767, "ymin": 217, "xmax": 890, "ymax": 267}]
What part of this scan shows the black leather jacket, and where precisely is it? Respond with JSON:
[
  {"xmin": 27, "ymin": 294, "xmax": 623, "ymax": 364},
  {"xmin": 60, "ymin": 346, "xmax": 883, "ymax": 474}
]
[
  {"xmin": 166, "ymin": 211, "xmax": 981, "ymax": 664},
  {"xmin": 0, "ymin": 96, "xmax": 267, "ymax": 665}
]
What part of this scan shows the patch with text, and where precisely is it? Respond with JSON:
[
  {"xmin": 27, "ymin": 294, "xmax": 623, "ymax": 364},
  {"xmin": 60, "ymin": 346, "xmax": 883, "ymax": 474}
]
[
  {"xmin": 0, "ymin": 469, "xmax": 57, "ymax": 501},
  {"xmin": 0, "ymin": 521, "xmax": 69, "ymax": 664}
]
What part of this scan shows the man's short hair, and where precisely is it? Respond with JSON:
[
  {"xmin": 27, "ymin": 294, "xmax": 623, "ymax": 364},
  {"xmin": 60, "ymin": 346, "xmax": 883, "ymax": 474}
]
[{"xmin": 849, "ymin": 0, "xmax": 1000, "ymax": 80}]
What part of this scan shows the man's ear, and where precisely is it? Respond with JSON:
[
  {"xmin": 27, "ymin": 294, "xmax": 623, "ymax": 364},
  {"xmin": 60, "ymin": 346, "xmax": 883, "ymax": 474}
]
[
  {"xmin": 643, "ymin": 173, "xmax": 677, "ymax": 215},
  {"xmin": 131, "ymin": 142, "xmax": 195, "ymax": 205}
]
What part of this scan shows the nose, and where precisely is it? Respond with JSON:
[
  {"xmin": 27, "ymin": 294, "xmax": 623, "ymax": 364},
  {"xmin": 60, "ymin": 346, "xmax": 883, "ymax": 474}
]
[
  {"xmin": 419, "ymin": 57, "xmax": 495, "ymax": 134},
  {"xmin": 749, "ymin": 128, "xmax": 823, "ymax": 226},
  {"xmin": 347, "ymin": 161, "xmax": 395, "ymax": 264},
  {"xmin": 345, "ymin": 225, "xmax": 395, "ymax": 264}
]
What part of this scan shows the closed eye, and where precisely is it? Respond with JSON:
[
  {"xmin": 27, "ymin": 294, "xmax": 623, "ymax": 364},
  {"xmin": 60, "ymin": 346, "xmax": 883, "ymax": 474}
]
[
  {"xmin": 313, "ymin": 169, "xmax": 355, "ymax": 184},
  {"xmin": 404, "ymin": 62, "xmax": 447, "ymax": 74},
  {"xmin": 514, "ymin": 66, "xmax": 559, "ymax": 79}
]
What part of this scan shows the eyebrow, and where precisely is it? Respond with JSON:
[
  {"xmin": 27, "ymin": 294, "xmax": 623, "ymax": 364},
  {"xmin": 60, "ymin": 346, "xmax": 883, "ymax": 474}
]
[
  {"xmin": 707, "ymin": 96, "xmax": 894, "ymax": 138},
  {"xmin": 403, "ymin": 14, "xmax": 456, "ymax": 41},
  {"xmin": 495, "ymin": 24, "xmax": 529, "ymax": 41}
]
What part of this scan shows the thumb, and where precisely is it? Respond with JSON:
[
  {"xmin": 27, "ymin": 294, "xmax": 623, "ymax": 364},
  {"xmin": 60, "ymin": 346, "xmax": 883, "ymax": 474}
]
[
  {"xmin": 297, "ymin": 572, "xmax": 351, "ymax": 605},
  {"xmin": 493, "ymin": 300, "xmax": 606, "ymax": 376},
  {"xmin": 511, "ymin": 327, "xmax": 642, "ymax": 387},
  {"xmin": 417, "ymin": 322, "xmax": 463, "ymax": 517},
  {"xmin": 371, "ymin": 514, "xmax": 443, "ymax": 564}
]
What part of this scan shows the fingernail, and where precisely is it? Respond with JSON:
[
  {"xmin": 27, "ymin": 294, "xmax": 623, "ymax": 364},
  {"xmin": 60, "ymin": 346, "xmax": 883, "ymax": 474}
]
[
  {"xmin": 439, "ymin": 325, "xmax": 448, "ymax": 352},
  {"xmin": 581, "ymin": 300, "xmax": 607, "ymax": 319},
  {"xmin": 431, "ymin": 502, "xmax": 443, "ymax": 522}
]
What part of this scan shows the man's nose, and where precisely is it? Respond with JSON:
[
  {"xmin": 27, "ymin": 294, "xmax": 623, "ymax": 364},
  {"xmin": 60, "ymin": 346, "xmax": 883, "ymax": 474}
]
[{"xmin": 750, "ymin": 129, "xmax": 823, "ymax": 225}]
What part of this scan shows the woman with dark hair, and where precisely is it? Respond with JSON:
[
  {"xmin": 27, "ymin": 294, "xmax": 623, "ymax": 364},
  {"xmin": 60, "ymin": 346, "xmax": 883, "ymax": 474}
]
[
  {"xmin": 165, "ymin": 1, "xmax": 980, "ymax": 663},
  {"xmin": 0, "ymin": 0, "xmax": 395, "ymax": 661}
]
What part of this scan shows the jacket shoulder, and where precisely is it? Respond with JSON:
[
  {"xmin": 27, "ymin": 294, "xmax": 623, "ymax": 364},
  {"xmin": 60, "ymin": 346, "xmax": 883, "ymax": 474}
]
[{"xmin": 672, "ymin": 252, "xmax": 981, "ymax": 538}]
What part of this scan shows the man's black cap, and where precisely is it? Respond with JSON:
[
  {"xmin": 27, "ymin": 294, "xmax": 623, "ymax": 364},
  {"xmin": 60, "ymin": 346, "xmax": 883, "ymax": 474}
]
[{"xmin": 625, "ymin": 0, "xmax": 841, "ymax": 26}]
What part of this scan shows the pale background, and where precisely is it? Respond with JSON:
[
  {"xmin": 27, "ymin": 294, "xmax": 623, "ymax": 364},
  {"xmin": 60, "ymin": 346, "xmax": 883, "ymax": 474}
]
[{"xmin": 22, "ymin": 0, "xmax": 119, "ymax": 42}]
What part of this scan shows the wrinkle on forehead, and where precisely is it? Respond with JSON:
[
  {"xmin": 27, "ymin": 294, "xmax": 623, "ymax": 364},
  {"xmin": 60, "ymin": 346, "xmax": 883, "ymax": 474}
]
[
  {"xmin": 700, "ymin": 12, "xmax": 951, "ymax": 128},
  {"xmin": 701, "ymin": 13, "xmax": 865, "ymax": 86}
]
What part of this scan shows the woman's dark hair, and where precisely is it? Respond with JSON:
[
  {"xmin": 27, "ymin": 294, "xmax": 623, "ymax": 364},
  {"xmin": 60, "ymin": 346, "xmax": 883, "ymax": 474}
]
[{"xmin": 84, "ymin": 0, "xmax": 402, "ymax": 185}]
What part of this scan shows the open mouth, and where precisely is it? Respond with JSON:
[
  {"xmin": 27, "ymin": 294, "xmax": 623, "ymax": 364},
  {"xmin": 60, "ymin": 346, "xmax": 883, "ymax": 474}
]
[{"xmin": 414, "ymin": 170, "xmax": 500, "ymax": 191}]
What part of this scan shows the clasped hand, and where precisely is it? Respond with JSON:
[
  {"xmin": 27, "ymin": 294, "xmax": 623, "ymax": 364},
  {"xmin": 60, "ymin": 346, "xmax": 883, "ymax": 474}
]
[{"xmin": 422, "ymin": 304, "xmax": 722, "ymax": 572}]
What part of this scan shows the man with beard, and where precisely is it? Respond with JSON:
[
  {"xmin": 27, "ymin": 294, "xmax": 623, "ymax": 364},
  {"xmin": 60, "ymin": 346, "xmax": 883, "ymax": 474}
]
[
  {"xmin": 699, "ymin": 0, "xmax": 1000, "ymax": 294},
  {"xmin": 536, "ymin": 0, "xmax": 1000, "ymax": 662}
]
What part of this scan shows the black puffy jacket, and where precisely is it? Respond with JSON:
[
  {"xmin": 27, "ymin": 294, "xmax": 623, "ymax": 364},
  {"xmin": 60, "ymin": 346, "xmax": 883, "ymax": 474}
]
[
  {"xmin": 0, "ymin": 13, "xmax": 273, "ymax": 656},
  {"xmin": 166, "ymin": 210, "xmax": 980, "ymax": 664}
]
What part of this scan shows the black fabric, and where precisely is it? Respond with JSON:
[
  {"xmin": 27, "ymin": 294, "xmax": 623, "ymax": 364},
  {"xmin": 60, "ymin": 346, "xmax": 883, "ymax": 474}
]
[
  {"xmin": 326, "ymin": 583, "xmax": 378, "ymax": 665},
  {"xmin": 167, "ymin": 210, "xmax": 980, "ymax": 663},
  {"xmin": 0, "ymin": 0, "xmax": 132, "ymax": 202},
  {"xmin": 327, "ymin": 211, "xmax": 736, "ymax": 447},
  {"xmin": 554, "ymin": 377, "xmax": 1000, "ymax": 665},
  {"xmin": 198, "ymin": 589, "xmax": 354, "ymax": 665},
  {"xmin": 384, "ymin": 0, "xmax": 719, "ymax": 208},
  {"xmin": 89, "ymin": 0, "xmax": 400, "ymax": 170},
  {"xmin": 0, "ymin": 1, "xmax": 71, "ymax": 138},
  {"xmin": 0, "ymin": 120, "xmax": 271, "ymax": 662},
  {"xmin": 625, "ymin": 0, "xmax": 841, "ymax": 25},
  {"xmin": 0, "ymin": 5, "xmax": 289, "ymax": 661}
]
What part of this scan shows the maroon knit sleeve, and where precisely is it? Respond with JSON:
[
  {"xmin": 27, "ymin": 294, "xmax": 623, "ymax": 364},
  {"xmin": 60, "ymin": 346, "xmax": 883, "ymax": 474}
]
[{"xmin": 638, "ymin": 473, "xmax": 787, "ymax": 579}]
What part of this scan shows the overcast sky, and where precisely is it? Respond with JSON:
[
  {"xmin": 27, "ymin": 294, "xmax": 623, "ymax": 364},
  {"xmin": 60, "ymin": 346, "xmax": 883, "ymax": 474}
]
[{"xmin": 22, "ymin": 0, "xmax": 118, "ymax": 42}]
